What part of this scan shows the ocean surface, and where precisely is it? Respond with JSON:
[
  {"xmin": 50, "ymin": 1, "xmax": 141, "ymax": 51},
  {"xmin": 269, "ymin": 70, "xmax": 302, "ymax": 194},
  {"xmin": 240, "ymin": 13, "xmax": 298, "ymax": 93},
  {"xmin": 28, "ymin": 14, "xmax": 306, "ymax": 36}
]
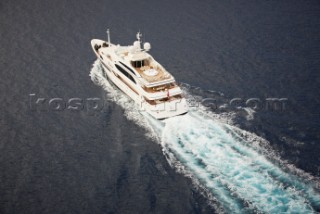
[{"xmin": 1, "ymin": 0, "xmax": 320, "ymax": 213}]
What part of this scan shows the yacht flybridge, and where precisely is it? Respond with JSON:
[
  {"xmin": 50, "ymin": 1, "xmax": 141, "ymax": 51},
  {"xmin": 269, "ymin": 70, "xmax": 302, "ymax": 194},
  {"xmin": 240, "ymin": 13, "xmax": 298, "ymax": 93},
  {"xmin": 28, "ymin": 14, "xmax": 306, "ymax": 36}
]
[{"xmin": 91, "ymin": 30, "xmax": 188, "ymax": 119}]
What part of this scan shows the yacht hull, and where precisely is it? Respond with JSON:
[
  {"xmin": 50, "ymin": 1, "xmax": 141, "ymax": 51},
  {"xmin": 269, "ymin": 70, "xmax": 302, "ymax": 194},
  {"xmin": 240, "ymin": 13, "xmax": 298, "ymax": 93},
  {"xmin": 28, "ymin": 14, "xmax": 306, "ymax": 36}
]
[{"xmin": 91, "ymin": 38, "xmax": 188, "ymax": 120}]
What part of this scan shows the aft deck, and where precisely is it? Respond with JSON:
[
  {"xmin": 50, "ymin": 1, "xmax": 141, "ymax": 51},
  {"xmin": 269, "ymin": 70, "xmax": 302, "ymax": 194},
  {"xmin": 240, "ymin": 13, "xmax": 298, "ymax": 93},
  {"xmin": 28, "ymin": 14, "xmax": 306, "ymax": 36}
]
[{"xmin": 142, "ymin": 83, "xmax": 177, "ymax": 93}]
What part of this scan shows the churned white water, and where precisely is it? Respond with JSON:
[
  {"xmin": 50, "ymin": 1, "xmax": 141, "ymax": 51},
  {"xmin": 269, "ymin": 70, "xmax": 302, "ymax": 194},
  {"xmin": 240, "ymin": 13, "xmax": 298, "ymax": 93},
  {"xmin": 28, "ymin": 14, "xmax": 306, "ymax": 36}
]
[{"xmin": 90, "ymin": 60, "xmax": 320, "ymax": 213}]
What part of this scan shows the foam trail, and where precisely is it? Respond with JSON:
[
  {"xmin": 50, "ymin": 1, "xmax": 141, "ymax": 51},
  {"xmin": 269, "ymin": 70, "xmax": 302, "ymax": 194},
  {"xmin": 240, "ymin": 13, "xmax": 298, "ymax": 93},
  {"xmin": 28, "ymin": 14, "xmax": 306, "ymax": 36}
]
[
  {"xmin": 90, "ymin": 60, "xmax": 320, "ymax": 213},
  {"xmin": 161, "ymin": 114, "xmax": 320, "ymax": 213}
]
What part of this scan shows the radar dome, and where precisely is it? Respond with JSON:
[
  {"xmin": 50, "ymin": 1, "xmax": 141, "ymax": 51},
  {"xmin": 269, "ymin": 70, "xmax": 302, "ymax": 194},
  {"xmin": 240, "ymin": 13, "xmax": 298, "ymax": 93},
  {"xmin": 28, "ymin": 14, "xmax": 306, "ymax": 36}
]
[
  {"xmin": 144, "ymin": 42, "xmax": 151, "ymax": 51},
  {"xmin": 133, "ymin": 41, "xmax": 141, "ymax": 50}
]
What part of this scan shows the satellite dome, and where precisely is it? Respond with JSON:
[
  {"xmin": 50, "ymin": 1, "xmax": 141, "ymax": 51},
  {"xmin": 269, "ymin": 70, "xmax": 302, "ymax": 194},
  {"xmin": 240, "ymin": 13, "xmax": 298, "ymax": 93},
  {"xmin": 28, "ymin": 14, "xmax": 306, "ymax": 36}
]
[
  {"xmin": 144, "ymin": 42, "xmax": 151, "ymax": 51},
  {"xmin": 133, "ymin": 41, "xmax": 141, "ymax": 50}
]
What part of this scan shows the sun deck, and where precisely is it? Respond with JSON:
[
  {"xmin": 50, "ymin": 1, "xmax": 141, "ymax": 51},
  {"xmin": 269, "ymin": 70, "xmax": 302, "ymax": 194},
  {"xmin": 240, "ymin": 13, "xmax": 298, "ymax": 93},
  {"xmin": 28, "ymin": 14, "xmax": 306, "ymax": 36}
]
[{"xmin": 135, "ymin": 65, "xmax": 172, "ymax": 83}]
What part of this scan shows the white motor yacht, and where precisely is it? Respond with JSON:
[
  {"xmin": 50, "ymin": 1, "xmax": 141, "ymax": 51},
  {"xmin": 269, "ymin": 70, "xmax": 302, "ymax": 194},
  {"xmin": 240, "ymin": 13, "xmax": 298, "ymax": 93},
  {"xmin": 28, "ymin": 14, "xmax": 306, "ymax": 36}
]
[{"xmin": 91, "ymin": 30, "xmax": 188, "ymax": 119}]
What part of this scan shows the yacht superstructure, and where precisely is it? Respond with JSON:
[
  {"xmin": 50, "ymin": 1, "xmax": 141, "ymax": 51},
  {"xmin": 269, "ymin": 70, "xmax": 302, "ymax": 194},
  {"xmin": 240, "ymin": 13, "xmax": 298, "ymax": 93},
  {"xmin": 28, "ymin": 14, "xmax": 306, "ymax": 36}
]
[{"xmin": 91, "ymin": 30, "xmax": 188, "ymax": 119}]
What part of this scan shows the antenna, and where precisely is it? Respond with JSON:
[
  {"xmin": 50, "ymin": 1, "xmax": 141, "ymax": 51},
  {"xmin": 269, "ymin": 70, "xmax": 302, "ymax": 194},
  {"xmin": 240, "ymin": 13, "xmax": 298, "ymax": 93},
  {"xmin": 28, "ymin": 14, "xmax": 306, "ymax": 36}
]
[
  {"xmin": 136, "ymin": 31, "xmax": 142, "ymax": 42},
  {"xmin": 143, "ymin": 31, "xmax": 145, "ymax": 44},
  {"xmin": 106, "ymin": 29, "xmax": 111, "ymax": 44}
]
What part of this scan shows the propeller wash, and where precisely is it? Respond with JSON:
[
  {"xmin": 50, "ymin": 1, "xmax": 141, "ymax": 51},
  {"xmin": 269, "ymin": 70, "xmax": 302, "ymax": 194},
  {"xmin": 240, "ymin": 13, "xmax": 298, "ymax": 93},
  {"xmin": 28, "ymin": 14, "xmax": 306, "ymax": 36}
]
[{"xmin": 90, "ymin": 56, "xmax": 320, "ymax": 213}]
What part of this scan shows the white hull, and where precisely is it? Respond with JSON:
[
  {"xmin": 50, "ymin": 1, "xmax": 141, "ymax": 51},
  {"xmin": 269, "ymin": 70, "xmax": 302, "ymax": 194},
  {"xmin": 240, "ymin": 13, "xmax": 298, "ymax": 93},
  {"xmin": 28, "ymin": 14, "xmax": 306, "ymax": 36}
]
[{"xmin": 91, "ymin": 34, "xmax": 188, "ymax": 119}]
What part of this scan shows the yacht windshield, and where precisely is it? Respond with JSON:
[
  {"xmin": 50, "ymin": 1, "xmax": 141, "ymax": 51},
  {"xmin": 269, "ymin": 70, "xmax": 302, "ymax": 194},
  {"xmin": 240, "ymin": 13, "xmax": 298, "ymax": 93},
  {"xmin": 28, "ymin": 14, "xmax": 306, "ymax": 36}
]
[{"xmin": 132, "ymin": 59, "xmax": 148, "ymax": 68}]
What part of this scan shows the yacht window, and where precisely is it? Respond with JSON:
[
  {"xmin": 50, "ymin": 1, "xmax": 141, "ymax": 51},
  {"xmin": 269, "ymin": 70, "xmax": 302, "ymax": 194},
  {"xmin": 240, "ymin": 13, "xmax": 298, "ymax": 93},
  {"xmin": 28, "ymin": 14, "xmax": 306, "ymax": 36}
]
[
  {"xmin": 120, "ymin": 62, "xmax": 136, "ymax": 76},
  {"xmin": 132, "ymin": 60, "xmax": 145, "ymax": 68},
  {"xmin": 115, "ymin": 64, "xmax": 136, "ymax": 84}
]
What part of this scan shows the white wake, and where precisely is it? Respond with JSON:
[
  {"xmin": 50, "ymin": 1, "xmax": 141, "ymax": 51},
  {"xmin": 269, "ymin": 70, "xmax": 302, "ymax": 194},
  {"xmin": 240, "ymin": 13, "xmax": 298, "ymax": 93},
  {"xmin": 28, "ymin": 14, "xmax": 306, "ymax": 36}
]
[{"xmin": 90, "ymin": 60, "xmax": 320, "ymax": 213}]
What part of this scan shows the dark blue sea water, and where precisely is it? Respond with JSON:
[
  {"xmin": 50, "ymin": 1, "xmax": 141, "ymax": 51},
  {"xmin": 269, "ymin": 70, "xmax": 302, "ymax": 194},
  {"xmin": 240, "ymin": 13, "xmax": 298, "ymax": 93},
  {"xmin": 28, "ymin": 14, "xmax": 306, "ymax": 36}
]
[{"xmin": 1, "ymin": 0, "xmax": 320, "ymax": 213}]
